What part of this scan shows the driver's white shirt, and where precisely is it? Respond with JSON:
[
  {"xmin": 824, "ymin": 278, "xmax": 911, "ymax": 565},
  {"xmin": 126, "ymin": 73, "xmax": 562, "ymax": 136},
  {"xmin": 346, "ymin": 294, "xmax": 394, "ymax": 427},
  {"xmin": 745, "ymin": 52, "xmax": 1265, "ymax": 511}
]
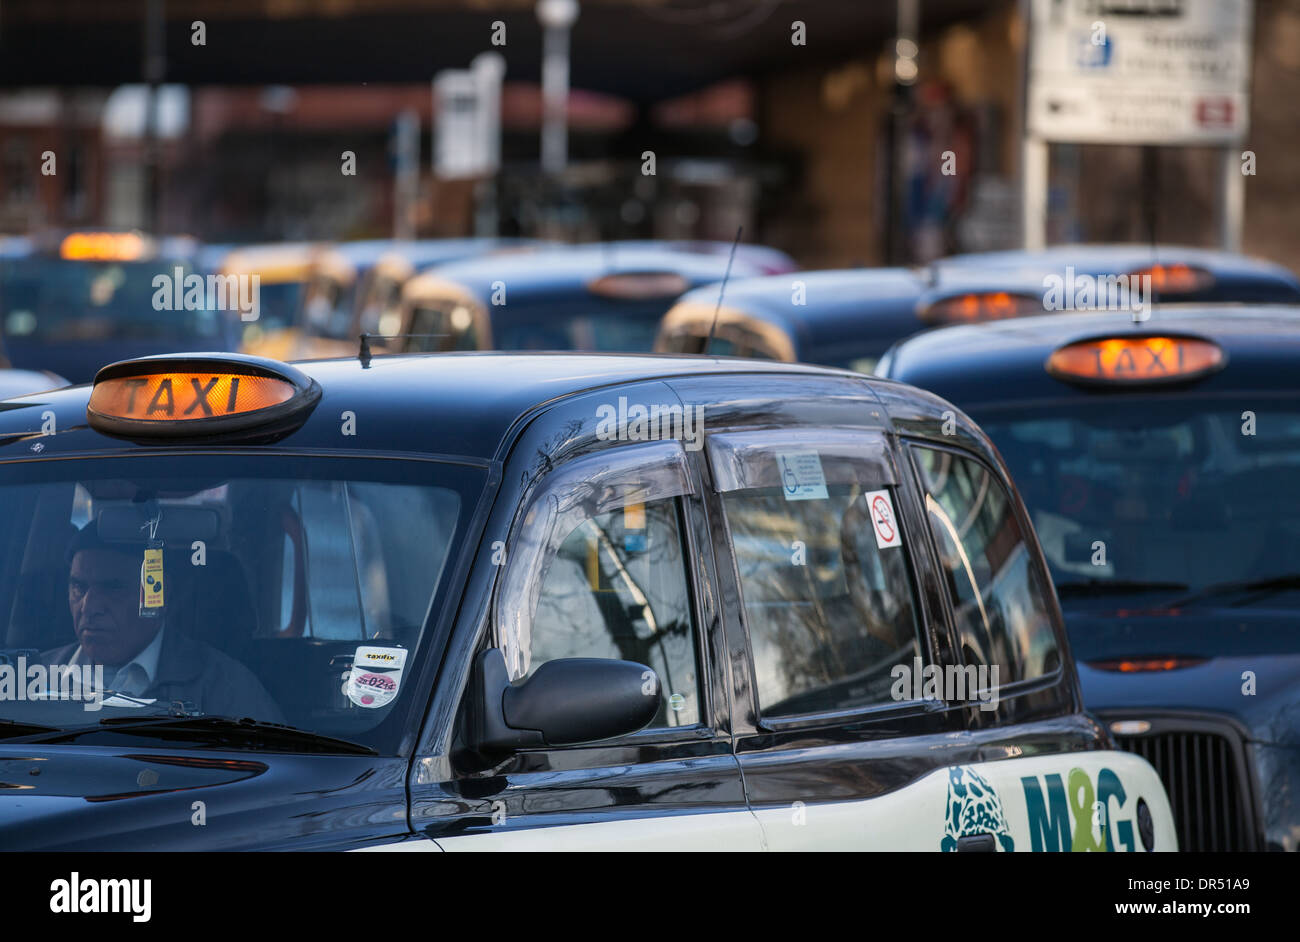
[{"xmin": 67, "ymin": 626, "xmax": 165, "ymax": 696}]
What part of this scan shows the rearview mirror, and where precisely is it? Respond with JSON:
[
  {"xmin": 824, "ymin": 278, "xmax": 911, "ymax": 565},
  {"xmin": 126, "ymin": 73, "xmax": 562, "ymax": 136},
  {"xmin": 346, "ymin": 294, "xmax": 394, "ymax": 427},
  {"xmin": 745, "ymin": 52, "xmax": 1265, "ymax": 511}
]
[{"xmin": 468, "ymin": 649, "xmax": 660, "ymax": 758}]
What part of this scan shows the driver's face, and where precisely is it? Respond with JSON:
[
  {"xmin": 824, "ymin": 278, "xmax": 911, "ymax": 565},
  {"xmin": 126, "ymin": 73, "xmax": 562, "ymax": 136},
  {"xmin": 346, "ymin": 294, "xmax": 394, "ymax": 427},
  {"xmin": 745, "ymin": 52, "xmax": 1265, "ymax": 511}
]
[{"xmin": 68, "ymin": 549, "xmax": 160, "ymax": 665}]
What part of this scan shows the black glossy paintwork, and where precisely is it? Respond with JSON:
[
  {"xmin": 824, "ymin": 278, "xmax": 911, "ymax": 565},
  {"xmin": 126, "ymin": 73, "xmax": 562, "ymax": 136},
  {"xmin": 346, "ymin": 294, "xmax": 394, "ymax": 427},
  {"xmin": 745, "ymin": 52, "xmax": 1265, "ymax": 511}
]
[
  {"xmin": 0, "ymin": 350, "xmax": 1112, "ymax": 847},
  {"xmin": 0, "ymin": 744, "xmax": 409, "ymax": 851}
]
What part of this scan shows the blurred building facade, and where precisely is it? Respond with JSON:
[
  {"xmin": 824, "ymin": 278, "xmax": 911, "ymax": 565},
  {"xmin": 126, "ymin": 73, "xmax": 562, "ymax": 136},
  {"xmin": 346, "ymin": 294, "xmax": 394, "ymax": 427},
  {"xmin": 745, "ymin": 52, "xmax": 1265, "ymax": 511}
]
[{"xmin": 0, "ymin": 0, "xmax": 1296, "ymax": 272}]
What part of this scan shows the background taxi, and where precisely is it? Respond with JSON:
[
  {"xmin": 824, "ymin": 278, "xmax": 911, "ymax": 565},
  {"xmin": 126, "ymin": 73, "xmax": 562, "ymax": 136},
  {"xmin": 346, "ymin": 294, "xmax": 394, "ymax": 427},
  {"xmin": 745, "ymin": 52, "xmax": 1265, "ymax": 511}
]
[
  {"xmin": 0, "ymin": 349, "xmax": 1171, "ymax": 851},
  {"xmin": 292, "ymin": 238, "xmax": 540, "ymax": 360},
  {"xmin": 388, "ymin": 242, "xmax": 779, "ymax": 354},
  {"xmin": 0, "ymin": 231, "xmax": 236, "ymax": 384},
  {"xmin": 878, "ymin": 306, "xmax": 1300, "ymax": 851},
  {"xmin": 655, "ymin": 246, "xmax": 1300, "ymax": 373}
]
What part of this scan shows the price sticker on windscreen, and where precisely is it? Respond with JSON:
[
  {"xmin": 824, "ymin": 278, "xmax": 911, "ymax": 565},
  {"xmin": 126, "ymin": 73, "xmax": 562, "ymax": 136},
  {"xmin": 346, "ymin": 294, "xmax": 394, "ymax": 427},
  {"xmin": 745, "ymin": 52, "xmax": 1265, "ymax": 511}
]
[
  {"xmin": 777, "ymin": 451, "xmax": 829, "ymax": 501},
  {"xmin": 347, "ymin": 646, "xmax": 408, "ymax": 709},
  {"xmin": 863, "ymin": 489, "xmax": 901, "ymax": 550}
]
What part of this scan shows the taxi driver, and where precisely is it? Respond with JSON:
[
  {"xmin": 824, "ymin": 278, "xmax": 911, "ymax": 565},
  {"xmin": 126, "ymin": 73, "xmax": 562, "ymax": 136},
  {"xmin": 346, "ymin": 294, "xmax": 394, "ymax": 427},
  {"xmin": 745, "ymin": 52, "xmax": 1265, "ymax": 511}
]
[{"xmin": 43, "ymin": 524, "xmax": 283, "ymax": 722}]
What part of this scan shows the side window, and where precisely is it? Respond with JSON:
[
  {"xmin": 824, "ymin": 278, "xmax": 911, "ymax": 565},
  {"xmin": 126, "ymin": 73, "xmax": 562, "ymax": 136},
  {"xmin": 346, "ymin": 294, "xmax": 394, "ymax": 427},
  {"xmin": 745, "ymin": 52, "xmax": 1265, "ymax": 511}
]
[
  {"xmin": 911, "ymin": 445, "xmax": 1061, "ymax": 686},
  {"xmin": 406, "ymin": 301, "xmax": 479, "ymax": 352},
  {"xmin": 710, "ymin": 430, "xmax": 922, "ymax": 718},
  {"xmin": 496, "ymin": 442, "xmax": 701, "ymax": 730}
]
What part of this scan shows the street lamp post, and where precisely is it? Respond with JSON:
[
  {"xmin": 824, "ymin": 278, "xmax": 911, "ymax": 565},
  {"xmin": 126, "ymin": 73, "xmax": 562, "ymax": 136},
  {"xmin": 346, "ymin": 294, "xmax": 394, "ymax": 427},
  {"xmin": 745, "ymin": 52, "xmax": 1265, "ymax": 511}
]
[{"xmin": 537, "ymin": 0, "xmax": 579, "ymax": 175}]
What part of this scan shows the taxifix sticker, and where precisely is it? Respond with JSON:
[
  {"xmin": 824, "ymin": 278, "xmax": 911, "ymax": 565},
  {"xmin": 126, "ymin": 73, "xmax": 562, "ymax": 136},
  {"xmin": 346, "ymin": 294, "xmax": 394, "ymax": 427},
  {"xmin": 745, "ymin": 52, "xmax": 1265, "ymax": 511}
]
[
  {"xmin": 864, "ymin": 489, "xmax": 901, "ymax": 549},
  {"xmin": 347, "ymin": 646, "xmax": 407, "ymax": 709}
]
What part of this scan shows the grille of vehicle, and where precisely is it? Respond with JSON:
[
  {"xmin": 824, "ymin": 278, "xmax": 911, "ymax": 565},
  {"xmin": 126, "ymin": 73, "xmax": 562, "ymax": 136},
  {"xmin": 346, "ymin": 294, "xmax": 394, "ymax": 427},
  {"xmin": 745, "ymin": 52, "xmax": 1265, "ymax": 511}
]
[{"xmin": 1109, "ymin": 716, "xmax": 1255, "ymax": 852}]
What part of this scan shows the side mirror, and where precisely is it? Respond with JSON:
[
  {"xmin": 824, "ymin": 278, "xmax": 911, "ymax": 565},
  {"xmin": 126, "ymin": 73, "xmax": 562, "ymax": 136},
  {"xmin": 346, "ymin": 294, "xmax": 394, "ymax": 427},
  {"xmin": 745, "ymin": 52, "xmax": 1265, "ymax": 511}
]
[{"xmin": 468, "ymin": 649, "xmax": 660, "ymax": 757}]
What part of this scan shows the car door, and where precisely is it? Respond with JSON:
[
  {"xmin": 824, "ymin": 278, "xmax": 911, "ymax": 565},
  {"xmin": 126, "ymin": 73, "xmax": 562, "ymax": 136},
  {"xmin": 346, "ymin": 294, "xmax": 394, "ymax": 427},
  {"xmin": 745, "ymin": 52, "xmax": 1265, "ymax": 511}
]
[
  {"xmin": 701, "ymin": 425, "xmax": 971, "ymax": 850},
  {"xmin": 905, "ymin": 440, "xmax": 1177, "ymax": 852},
  {"xmin": 407, "ymin": 438, "xmax": 763, "ymax": 850}
]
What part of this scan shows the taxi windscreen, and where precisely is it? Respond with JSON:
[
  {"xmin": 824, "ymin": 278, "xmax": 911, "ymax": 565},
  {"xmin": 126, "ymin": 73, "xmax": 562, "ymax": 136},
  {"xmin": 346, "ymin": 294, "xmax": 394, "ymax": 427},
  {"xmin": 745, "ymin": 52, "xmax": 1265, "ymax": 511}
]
[
  {"xmin": 0, "ymin": 258, "xmax": 223, "ymax": 343},
  {"xmin": 492, "ymin": 298, "xmax": 670, "ymax": 352},
  {"xmin": 0, "ymin": 455, "xmax": 482, "ymax": 753},
  {"xmin": 974, "ymin": 396, "xmax": 1300, "ymax": 607}
]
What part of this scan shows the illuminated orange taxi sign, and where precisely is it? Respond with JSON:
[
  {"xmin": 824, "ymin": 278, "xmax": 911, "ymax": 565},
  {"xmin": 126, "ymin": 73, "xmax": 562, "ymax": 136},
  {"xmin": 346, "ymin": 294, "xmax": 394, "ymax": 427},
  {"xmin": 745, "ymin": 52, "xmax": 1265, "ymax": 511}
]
[
  {"xmin": 86, "ymin": 355, "xmax": 319, "ymax": 438},
  {"xmin": 60, "ymin": 232, "xmax": 147, "ymax": 261},
  {"xmin": 918, "ymin": 291, "xmax": 1041, "ymax": 324},
  {"xmin": 1127, "ymin": 263, "xmax": 1213, "ymax": 295},
  {"xmin": 1046, "ymin": 335, "xmax": 1225, "ymax": 386},
  {"xmin": 587, "ymin": 272, "xmax": 690, "ymax": 300}
]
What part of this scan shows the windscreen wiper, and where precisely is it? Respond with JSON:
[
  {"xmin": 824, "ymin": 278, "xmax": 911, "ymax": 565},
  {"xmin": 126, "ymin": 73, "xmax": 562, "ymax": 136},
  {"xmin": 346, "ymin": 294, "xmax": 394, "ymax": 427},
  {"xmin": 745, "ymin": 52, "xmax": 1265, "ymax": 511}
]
[
  {"xmin": 10, "ymin": 714, "xmax": 377, "ymax": 756},
  {"xmin": 0, "ymin": 718, "xmax": 62, "ymax": 739},
  {"xmin": 1054, "ymin": 579, "xmax": 1190, "ymax": 598},
  {"xmin": 1162, "ymin": 573, "xmax": 1300, "ymax": 609}
]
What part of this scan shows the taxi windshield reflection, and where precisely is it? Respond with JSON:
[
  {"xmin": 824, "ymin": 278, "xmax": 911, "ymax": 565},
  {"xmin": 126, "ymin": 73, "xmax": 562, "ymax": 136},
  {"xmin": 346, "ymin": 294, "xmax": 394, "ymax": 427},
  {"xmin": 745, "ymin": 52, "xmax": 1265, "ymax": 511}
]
[
  {"xmin": 975, "ymin": 397, "xmax": 1300, "ymax": 607},
  {"xmin": 0, "ymin": 457, "xmax": 478, "ymax": 751}
]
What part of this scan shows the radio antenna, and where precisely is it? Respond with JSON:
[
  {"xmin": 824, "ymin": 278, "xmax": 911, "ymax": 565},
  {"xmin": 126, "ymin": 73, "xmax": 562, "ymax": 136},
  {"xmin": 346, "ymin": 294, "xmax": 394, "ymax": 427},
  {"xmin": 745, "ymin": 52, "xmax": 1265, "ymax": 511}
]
[{"xmin": 703, "ymin": 225, "xmax": 743, "ymax": 356}]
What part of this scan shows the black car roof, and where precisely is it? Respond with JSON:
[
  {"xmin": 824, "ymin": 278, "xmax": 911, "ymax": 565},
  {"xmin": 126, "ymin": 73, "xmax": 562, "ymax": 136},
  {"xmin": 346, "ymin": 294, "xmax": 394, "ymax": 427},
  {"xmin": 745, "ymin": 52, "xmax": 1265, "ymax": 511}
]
[
  {"xmin": 0, "ymin": 352, "xmax": 925, "ymax": 464},
  {"xmin": 881, "ymin": 305, "xmax": 1300, "ymax": 406}
]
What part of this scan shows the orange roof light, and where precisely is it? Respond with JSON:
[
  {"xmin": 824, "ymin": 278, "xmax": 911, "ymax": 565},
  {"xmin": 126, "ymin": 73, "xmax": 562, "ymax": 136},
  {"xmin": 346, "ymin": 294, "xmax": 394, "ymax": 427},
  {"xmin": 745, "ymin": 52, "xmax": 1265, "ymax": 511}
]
[
  {"xmin": 918, "ymin": 291, "xmax": 1042, "ymax": 324},
  {"xmin": 1128, "ymin": 263, "xmax": 1213, "ymax": 295},
  {"xmin": 1046, "ymin": 335, "xmax": 1224, "ymax": 386},
  {"xmin": 86, "ymin": 355, "xmax": 319, "ymax": 439},
  {"xmin": 60, "ymin": 231, "xmax": 147, "ymax": 262},
  {"xmin": 587, "ymin": 272, "xmax": 690, "ymax": 300},
  {"xmin": 1090, "ymin": 656, "xmax": 1207, "ymax": 673},
  {"xmin": 90, "ymin": 373, "xmax": 294, "ymax": 421}
]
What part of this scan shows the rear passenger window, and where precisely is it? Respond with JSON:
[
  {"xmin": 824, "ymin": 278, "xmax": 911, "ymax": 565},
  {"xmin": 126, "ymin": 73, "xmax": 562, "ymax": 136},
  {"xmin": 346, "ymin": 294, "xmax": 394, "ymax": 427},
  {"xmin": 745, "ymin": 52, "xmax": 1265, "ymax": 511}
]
[
  {"xmin": 911, "ymin": 445, "xmax": 1061, "ymax": 686},
  {"xmin": 710, "ymin": 430, "xmax": 922, "ymax": 718},
  {"xmin": 496, "ymin": 442, "xmax": 701, "ymax": 730}
]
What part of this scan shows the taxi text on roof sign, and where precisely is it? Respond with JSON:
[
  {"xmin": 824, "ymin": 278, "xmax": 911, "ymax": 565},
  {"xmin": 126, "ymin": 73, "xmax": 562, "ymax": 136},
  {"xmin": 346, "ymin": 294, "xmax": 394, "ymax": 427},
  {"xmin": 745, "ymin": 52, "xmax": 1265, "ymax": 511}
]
[
  {"xmin": 85, "ymin": 354, "xmax": 320, "ymax": 439},
  {"xmin": 90, "ymin": 372, "xmax": 294, "ymax": 420},
  {"xmin": 1045, "ymin": 335, "xmax": 1225, "ymax": 386}
]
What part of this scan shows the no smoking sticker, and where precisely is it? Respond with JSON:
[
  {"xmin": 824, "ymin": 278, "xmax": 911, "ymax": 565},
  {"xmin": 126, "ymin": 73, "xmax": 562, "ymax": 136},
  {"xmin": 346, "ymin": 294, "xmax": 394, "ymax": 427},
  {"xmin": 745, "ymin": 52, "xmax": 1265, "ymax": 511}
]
[{"xmin": 864, "ymin": 489, "xmax": 901, "ymax": 550}]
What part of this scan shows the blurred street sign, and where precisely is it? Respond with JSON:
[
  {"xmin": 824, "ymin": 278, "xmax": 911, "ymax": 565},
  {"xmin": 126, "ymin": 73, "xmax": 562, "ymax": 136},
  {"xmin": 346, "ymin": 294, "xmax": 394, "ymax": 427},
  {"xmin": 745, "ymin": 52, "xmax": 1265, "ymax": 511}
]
[
  {"xmin": 1027, "ymin": 0, "xmax": 1253, "ymax": 145},
  {"xmin": 433, "ymin": 52, "xmax": 504, "ymax": 180}
]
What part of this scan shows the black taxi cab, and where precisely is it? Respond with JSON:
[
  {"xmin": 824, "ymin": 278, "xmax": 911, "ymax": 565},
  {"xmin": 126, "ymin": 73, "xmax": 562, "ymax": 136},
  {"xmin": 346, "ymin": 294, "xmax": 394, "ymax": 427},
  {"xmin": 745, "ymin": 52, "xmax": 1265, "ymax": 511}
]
[
  {"xmin": 0, "ymin": 348, "xmax": 1173, "ymax": 851},
  {"xmin": 654, "ymin": 246, "xmax": 1300, "ymax": 373},
  {"xmin": 291, "ymin": 238, "xmax": 540, "ymax": 361},
  {"xmin": 387, "ymin": 243, "xmax": 777, "ymax": 355},
  {"xmin": 1, "ymin": 231, "xmax": 239, "ymax": 384},
  {"xmin": 878, "ymin": 306, "xmax": 1300, "ymax": 851},
  {"xmin": 203, "ymin": 242, "xmax": 327, "ymax": 361}
]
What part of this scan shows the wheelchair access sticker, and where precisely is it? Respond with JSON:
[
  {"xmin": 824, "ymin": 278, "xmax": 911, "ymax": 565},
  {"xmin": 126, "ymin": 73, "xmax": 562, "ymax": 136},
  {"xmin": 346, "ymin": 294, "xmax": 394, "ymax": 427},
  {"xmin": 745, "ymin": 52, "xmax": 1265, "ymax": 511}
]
[
  {"xmin": 864, "ymin": 489, "xmax": 901, "ymax": 550},
  {"xmin": 777, "ymin": 452, "xmax": 829, "ymax": 501},
  {"xmin": 347, "ymin": 646, "xmax": 407, "ymax": 709}
]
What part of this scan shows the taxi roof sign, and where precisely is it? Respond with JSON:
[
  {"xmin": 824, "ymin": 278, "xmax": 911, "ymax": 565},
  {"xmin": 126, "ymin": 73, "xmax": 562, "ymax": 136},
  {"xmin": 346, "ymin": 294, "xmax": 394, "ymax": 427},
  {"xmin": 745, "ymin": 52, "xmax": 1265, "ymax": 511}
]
[
  {"xmin": 1046, "ymin": 334, "xmax": 1225, "ymax": 386},
  {"xmin": 587, "ymin": 272, "xmax": 690, "ymax": 300},
  {"xmin": 1127, "ymin": 263, "xmax": 1214, "ymax": 295},
  {"xmin": 87, "ymin": 354, "xmax": 320, "ymax": 440},
  {"xmin": 917, "ymin": 291, "xmax": 1043, "ymax": 325},
  {"xmin": 60, "ymin": 231, "xmax": 149, "ymax": 261}
]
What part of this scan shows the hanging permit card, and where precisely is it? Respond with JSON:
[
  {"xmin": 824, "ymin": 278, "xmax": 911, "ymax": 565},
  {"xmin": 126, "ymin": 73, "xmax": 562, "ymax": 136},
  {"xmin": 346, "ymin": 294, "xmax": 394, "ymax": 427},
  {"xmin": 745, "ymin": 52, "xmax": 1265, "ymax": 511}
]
[
  {"xmin": 346, "ymin": 645, "xmax": 407, "ymax": 709},
  {"xmin": 623, "ymin": 500, "xmax": 647, "ymax": 553},
  {"xmin": 139, "ymin": 540, "xmax": 165, "ymax": 617}
]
